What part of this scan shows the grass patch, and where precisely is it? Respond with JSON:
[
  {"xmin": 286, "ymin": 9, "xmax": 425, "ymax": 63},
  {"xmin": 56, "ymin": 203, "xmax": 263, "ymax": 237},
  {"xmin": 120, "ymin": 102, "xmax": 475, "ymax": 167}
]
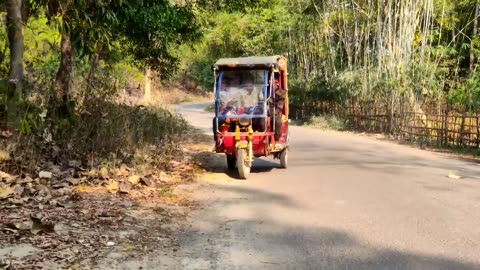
[
  {"xmin": 401, "ymin": 138, "xmax": 480, "ymax": 159},
  {"xmin": 1, "ymin": 93, "xmax": 193, "ymax": 175},
  {"xmin": 204, "ymin": 103, "xmax": 215, "ymax": 112},
  {"xmin": 304, "ymin": 115, "xmax": 346, "ymax": 131}
]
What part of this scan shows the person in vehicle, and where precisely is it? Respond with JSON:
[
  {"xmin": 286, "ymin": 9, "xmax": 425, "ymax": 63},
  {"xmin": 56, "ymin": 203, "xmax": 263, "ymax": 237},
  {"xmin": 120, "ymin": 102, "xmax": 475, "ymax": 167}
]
[
  {"xmin": 242, "ymin": 77, "xmax": 264, "ymax": 109},
  {"xmin": 269, "ymin": 73, "xmax": 286, "ymax": 142},
  {"xmin": 213, "ymin": 79, "xmax": 231, "ymax": 142}
]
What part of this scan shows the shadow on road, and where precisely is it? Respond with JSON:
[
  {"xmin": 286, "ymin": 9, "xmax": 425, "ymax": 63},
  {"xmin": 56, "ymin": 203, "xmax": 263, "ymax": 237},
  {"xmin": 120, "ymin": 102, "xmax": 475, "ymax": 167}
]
[
  {"xmin": 176, "ymin": 183, "xmax": 480, "ymax": 270},
  {"xmin": 193, "ymin": 150, "xmax": 279, "ymax": 180}
]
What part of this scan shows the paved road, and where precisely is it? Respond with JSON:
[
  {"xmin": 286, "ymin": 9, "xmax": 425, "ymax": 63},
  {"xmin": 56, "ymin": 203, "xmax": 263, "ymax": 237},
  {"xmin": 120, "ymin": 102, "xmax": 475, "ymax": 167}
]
[{"xmin": 174, "ymin": 103, "xmax": 480, "ymax": 270}]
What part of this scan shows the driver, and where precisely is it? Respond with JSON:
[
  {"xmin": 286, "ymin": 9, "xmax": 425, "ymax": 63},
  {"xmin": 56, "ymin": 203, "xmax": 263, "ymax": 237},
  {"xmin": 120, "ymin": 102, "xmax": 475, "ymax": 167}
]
[{"xmin": 243, "ymin": 77, "xmax": 264, "ymax": 106}]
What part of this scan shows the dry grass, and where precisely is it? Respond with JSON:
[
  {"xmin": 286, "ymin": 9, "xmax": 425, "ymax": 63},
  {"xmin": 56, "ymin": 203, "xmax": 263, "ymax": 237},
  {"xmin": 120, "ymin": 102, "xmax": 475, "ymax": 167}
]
[{"xmin": 1, "ymin": 96, "xmax": 194, "ymax": 176}]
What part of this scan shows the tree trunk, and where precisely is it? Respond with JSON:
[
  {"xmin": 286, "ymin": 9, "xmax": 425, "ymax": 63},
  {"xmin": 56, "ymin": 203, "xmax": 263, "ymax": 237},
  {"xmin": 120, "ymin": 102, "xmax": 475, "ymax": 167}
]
[
  {"xmin": 54, "ymin": 21, "xmax": 74, "ymax": 102},
  {"xmin": 143, "ymin": 67, "xmax": 152, "ymax": 104},
  {"xmin": 86, "ymin": 43, "xmax": 103, "ymax": 94},
  {"xmin": 470, "ymin": 1, "xmax": 479, "ymax": 72},
  {"xmin": 6, "ymin": 0, "xmax": 25, "ymax": 98}
]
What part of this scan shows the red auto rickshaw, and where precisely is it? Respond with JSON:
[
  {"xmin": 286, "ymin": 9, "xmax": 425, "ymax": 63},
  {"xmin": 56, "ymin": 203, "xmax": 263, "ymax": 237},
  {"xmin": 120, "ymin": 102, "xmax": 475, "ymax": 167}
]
[{"xmin": 212, "ymin": 55, "xmax": 290, "ymax": 179}]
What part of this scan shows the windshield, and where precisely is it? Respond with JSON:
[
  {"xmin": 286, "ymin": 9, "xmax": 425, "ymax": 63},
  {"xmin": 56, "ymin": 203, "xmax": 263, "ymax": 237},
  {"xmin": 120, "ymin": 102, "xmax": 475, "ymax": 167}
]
[{"xmin": 216, "ymin": 69, "xmax": 268, "ymax": 118}]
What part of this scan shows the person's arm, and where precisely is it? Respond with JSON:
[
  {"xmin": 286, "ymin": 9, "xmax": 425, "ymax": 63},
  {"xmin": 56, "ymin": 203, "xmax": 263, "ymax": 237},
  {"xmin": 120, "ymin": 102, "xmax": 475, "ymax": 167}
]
[{"xmin": 275, "ymin": 88, "xmax": 286, "ymax": 112}]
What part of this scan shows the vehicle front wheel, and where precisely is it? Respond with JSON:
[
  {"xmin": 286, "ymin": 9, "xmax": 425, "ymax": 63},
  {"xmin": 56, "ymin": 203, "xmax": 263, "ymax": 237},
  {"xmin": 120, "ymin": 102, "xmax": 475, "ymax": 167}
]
[
  {"xmin": 279, "ymin": 148, "xmax": 288, "ymax": 169},
  {"xmin": 236, "ymin": 148, "xmax": 251, "ymax": 179},
  {"xmin": 226, "ymin": 155, "xmax": 236, "ymax": 170}
]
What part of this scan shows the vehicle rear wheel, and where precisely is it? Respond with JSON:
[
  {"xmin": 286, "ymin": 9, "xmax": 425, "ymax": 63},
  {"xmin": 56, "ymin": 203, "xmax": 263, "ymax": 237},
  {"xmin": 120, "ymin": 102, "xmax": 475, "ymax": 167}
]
[
  {"xmin": 226, "ymin": 155, "xmax": 236, "ymax": 170},
  {"xmin": 236, "ymin": 148, "xmax": 251, "ymax": 179},
  {"xmin": 280, "ymin": 148, "xmax": 288, "ymax": 169}
]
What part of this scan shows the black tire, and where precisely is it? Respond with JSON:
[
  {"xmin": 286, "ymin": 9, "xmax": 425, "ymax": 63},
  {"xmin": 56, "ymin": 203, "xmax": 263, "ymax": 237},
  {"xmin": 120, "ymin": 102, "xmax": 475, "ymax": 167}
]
[
  {"xmin": 236, "ymin": 148, "xmax": 251, "ymax": 179},
  {"xmin": 280, "ymin": 148, "xmax": 288, "ymax": 169},
  {"xmin": 226, "ymin": 155, "xmax": 236, "ymax": 170}
]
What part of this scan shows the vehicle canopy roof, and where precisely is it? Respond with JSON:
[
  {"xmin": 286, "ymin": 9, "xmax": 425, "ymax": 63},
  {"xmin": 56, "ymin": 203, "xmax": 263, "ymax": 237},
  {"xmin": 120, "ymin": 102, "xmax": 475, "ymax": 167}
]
[{"xmin": 214, "ymin": 55, "xmax": 287, "ymax": 71}]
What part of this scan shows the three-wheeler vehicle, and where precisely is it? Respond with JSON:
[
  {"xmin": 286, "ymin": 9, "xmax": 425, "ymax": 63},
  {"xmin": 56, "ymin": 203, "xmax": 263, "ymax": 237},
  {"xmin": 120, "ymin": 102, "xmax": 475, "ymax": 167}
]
[{"xmin": 212, "ymin": 55, "xmax": 290, "ymax": 179}]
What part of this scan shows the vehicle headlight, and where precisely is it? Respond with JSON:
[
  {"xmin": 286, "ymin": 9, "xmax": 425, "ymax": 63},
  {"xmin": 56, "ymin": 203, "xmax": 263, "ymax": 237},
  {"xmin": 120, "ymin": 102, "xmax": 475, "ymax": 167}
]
[{"xmin": 238, "ymin": 118, "xmax": 250, "ymax": 126}]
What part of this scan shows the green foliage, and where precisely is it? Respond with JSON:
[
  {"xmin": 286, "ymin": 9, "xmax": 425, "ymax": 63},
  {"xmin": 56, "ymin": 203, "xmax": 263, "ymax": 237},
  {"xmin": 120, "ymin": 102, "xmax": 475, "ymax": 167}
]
[
  {"xmin": 448, "ymin": 70, "xmax": 480, "ymax": 112},
  {"xmin": 304, "ymin": 115, "xmax": 346, "ymax": 131},
  {"xmin": 196, "ymin": 0, "xmax": 270, "ymax": 13},
  {"xmin": 177, "ymin": 0, "xmax": 293, "ymax": 90},
  {"xmin": 24, "ymin": 14, "xmax": 61, "ymax": 85},
  {"xmin": 0, "ymin": 12, "xmax": 8, "ymax": 76},
  {"xmin": 112, "ymin": 0, "xmax": 202, "ymax": 78}
]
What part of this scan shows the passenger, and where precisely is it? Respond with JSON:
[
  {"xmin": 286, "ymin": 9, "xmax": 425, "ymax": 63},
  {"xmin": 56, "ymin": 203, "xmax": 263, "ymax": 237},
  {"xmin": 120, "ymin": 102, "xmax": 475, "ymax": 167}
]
[
  {"xmin": 213, "ymin": 79, "xmax": 231, "ymax": 142},
  {"xmin": 268, "ymin": 73, "xmax": 286, "ymax": 142}
]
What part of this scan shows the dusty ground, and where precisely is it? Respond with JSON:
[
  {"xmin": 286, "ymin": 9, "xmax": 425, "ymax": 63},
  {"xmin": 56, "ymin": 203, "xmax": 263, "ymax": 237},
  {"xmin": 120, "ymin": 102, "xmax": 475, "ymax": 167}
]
[{"xmin": 0, "ymin": 157, "xmax": 202, "ymax": 269}]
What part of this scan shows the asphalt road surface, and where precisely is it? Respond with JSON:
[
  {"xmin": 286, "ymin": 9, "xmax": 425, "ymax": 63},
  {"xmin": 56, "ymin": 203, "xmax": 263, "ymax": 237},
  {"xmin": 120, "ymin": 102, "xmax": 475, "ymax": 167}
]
[{"xmin": 172, "ymin": 102, "xmax": 480, "ymax": 270}]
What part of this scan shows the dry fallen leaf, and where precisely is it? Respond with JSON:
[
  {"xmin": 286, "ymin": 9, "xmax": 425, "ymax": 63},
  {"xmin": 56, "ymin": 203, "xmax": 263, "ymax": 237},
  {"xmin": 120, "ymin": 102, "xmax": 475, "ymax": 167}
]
[
  {"xmin": 66, "ymin": 178, "xmax": 81, "ymax": 185},
  {"xmin": 0, "ymin": 184, "xmax": 15, "ymax": 199},
  {"xmin": 99, "ymin": 167, "xmax": 109, "ymax": 179},
  {"xmin": 68, "ymin": 160, "xmax": 82, "ymax": 168},
  {"xmin": 8, "ymin": 197, "xmax": 28, "ymax": 205},
  {"xmin": 31, "ymin": 216, "xmax": 56, "ymax": 234},
  {"xmin": 37, "ymin": 184, "xmax": 52, "ymax": 198},
  {"xmin": 56, "ymin": 200, "xmax": 74, "ymax": 209},
  {"xmin": 0, "ymin": 150, "xmax": 11, "ymax": 162},
  {"xmin": 119, "ymin": 164, "xmax": 130, "ymax": 176},
  {"xmin": 119, "ymin": 200, "xmax": 133, "ymax": 208},
  {"xmin": 128, "ymin": 175, "xmax": 141, "ymax": 185},
  {"xmin": 13, "ymin": 184, "xmax": 24, "ymax": 196},
  {"xmin": 0, "ymin": 259, "xmax": 12, "ymax": 269},
  {"xmin": 50, "ymin": 165, "xmax": 62, "ymax": 175},
  {"xmin": 2, "ymin": 223, "xmax": 20, "ymax": 233},
  {"xmin": 119, "ymin": 181, "xmax": 132, "ymax": 193},
  {"xmin": 0, "ymin": 170, "xmax": 11, "ymax": 179},
  {"xmin": 2, "ymin": 221, "xmax": 30, "ymax": 233},
  {"xmin": 4, "ymin": 175, "xmax": 18, "ymax": 184},
  {"xmin": 0, "ymin": 130, "xmax": 13, "ymax": 138},
  {"xmin": 86, "ymin": 169, "xmax": 97, "ymax": 177},
  {"xmin": 106, "ymin": 181, "xmax": 119, "ymax": 192},
  {"xmin": 19, "ymin": 176, "xmax": 34, "ymax": 184},
  {"xmin": 140, "ymin": 177, "xmax": 154, "ymax": 187}
]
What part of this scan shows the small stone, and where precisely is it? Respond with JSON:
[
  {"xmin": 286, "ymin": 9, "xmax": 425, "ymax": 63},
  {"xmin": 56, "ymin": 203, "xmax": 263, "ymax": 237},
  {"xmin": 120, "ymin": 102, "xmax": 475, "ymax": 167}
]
[
  {"xmin": 50, "ymin": 165, "xmax": 62, "ymax": 175},
  {"xmin": 68, "ymin": 160, "xmax": 82, "ymax": 168},
  {"xmin": 38, "ymin": 171, "xmax": 53, "ymax": 179},
  {"xmin": 66, "ymin": 178, "xmax": 81, "ymax": 185}
]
